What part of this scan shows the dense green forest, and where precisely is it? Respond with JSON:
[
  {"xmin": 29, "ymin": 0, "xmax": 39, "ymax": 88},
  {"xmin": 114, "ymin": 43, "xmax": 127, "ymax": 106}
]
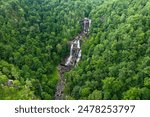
[
  {"xmin": 0, "ymin": 0, "xmax": 101, "ymax": 99},
  {"xmin": 65, "ymin": 0, "xmax": 150, "ymax": 100},
  {"xmin": 0, "ymin": 0, "xmax": 150, "ymax": 100}
]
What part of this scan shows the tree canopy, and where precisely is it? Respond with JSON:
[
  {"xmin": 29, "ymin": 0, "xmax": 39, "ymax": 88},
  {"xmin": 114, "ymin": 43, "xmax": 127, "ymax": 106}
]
[
  {"xmin": 64, "ymin": 0, "xmax": 150, "ymax": 100},
  {"xmin": 0, "ymin": 0, "xmax": 150, "ymax": 100}
]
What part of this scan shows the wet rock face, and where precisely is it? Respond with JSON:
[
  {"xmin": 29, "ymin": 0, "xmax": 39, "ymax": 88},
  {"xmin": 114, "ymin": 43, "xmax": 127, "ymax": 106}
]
[
  {"xmin": 83, "ymin": 18, "xmax": 91, "ymax": 34},
  {"xmin": 55, "ymin": 18, "xmax": 91, "ymax": 100},
  {"xmin": 7, "ymin": 79, "xmax": 13, "ymax": 86}
]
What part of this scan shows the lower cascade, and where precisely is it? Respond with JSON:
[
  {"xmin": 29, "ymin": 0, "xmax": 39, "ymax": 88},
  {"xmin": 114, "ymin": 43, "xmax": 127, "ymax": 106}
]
[
  {"xmin": 55, "ymin": 18, "xmax": 91, "ymax": 100},
  {"xmin": 65, "ymin": 39, "xmax": 81, "ymax": 66}
]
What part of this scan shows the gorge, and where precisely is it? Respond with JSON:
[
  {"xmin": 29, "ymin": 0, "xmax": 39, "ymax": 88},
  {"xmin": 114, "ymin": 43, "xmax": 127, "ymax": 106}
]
[{"xmin": 55, "ymin": 18, "xmax": 91, "ymax": 100}]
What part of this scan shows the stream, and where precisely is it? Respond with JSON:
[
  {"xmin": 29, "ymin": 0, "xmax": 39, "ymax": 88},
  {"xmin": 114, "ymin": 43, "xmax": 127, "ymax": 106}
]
[{"xmin": 55, "ymin": 18, "xmax": 91, "ymax": 100}]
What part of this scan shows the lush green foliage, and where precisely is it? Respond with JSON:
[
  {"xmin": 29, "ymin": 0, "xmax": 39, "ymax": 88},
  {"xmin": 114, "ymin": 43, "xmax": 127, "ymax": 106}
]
[
  {"xmin": 1, "ymin": 0, "xmax": 150, "ymax": 100},
  {"xmin": 0, "ymin": 0, "xmax": 101, "ymax": 99},
  {"xmin": 65, "ymin": 0, "xmax": 150, "ymax": 100}
]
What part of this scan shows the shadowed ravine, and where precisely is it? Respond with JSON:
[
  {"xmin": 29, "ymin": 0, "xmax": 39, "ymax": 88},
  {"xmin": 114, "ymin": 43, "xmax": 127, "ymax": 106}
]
[{"xmin": 55, "ymin": 18, "xmax": 91, "ymax": 100}]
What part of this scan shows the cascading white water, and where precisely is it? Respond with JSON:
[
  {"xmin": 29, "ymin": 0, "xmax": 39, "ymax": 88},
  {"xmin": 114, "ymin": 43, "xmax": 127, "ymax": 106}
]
[
  {"xmin": 65, "ymin": 56, "xmax": 72, "ymax": 66},
  {"xmin": 84, "ymin": 20, "xmax": 87, "ymax": 33},
  {"xmin": 78, "ymin": 50, "xmax": 81, "ymax": 58},
  {"xmin": 76, "ymin": 50, "xmax": 81, "ymax": 64},
  {"xmin": 65, "ymin": 18, "xmax": 91, "ymax": 66},
  {"xmin": 88, "ymin": 19, "xmax": 91, "ymax": 32},
  {"xmin": 65, "ymin": 43, "xmax": 73, "ymax": 66},
  {"xmin": 83, "ymin": 18, "xmax": 91, "ymax": 33},
  {"xmin": 70, "ymin": 43, "xmax": 73, "ymax": 56},
  {"xmin": 77, "ymin": 40, "xmax": 80, "ymax": 49}
]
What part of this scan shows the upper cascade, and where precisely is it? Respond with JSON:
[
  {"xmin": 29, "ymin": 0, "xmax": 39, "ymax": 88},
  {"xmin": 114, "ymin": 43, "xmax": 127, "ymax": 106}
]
[
  {"xmin": 83, "ymin": 18, "xmax": 91, "ymax": 34},
  {"xmin": 65, "ymin": 18, "xmax": 91, "ymax": 67}
]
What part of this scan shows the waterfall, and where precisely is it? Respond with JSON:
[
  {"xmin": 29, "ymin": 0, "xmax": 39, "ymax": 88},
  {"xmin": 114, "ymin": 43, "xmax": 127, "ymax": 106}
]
[
  {"xmin": 55, "ymin": 18, "xmax": 91, "ymax": 100},
  {"xmin": 65, "ymin": 43, "xmax": 73, "ymax": 66},
  {"xmin": 65, "ymin": 56, "xmax": 72, "ymax": 66},
  {"xmin": 83, "ymin": 19, "xmax": 87, "ymax": 33},
  {"xmin": 75, "ymin": 40, "xmax": 81, "ymax": 66},
  {"xmin": 77, "ymin": 40, "xmax": 80, "ymax": 49},
  {"xmin": 83, "ymin": 18, "xmax": 91, "ymax": 33},
  {"xmin": 88, "ymin": 19, "xmax": 91, "ymax": 32},
  {"xmin": 65, "ymin": 40, "xmax": 81, "ymax": 66},
  {"xmin": 78, "ymin": 50, "xmax": 81, "ymax": 58},
  {"xmin": 76, "ymin": 50, "xmax": 81, "ymax": 64},
  {"xmin": 70, "ymin": 43, "xmax": 73, "ymax": 56},
  {"xmin": 65, "ymin": 18, "xmax": 91, "ymax": 67},
  {"xmin": 65, "ymin": 18, "xmax": 90, "ymax": 66}
]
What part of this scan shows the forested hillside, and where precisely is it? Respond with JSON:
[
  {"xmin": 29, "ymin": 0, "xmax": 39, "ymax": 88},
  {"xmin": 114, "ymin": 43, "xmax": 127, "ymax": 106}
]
[
  {"xmin": 64, "ymin": 0, "xmax": 150, "ymax": 100},
  {"xmin": 0, "ymin": 0, "xmax": 150, "ymax": 100},
  {"xmin": 0, "ymin": 0, "xmax": 101, "ymax": 99}
]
